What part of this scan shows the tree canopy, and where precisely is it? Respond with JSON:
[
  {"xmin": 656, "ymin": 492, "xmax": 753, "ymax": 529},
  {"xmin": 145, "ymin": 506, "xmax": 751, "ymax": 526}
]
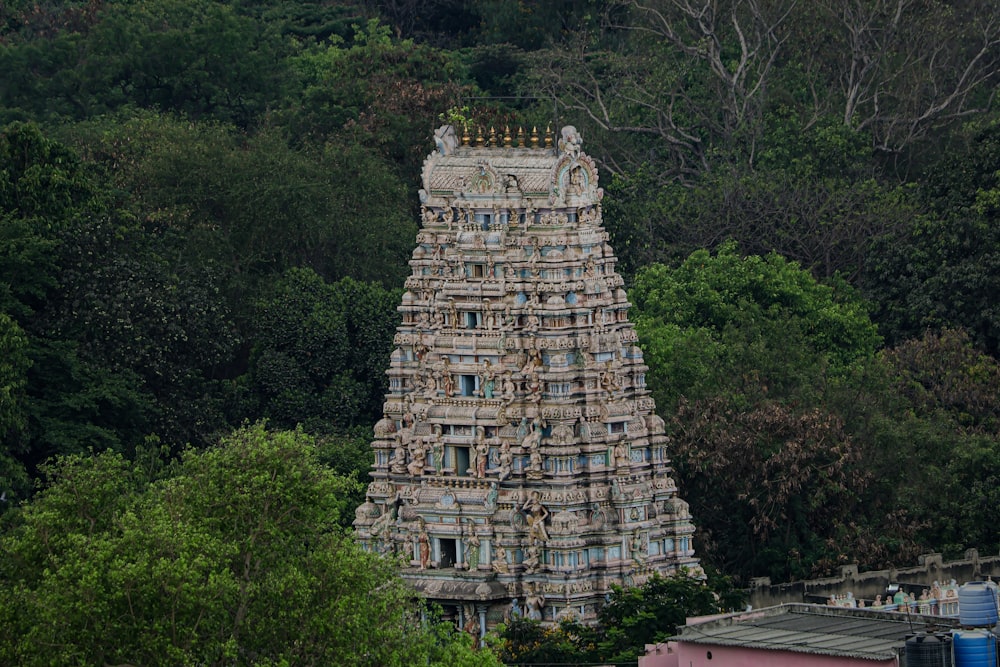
[
  {"xmin": 0, "ymin": 423, "xmax": 501, "ymax": 666},
  {"xmin": 497, "ymin": 570, "xmax": 744, "ymax": 665},
  {"xmin": 2, "ymin": 0, "xmax": 1000, "ymax": 618}
]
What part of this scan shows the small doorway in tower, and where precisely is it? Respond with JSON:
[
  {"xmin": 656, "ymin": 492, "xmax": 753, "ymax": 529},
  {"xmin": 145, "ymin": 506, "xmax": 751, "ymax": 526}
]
[
  {"xmin": 460, "ymin": 374, "xmax": 478, "ymax": 396},
  {"xmin": 439, "ymin": 538, "xmax": 457, "ymax": 568},
  {"xmin": 451, "ymin": 445, "xmax": 470, "ymax": 476}
]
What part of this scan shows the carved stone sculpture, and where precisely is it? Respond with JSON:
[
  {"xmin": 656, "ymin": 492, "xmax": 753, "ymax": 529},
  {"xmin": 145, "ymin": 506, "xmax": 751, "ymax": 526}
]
[
  {"xmin": 493, "ymin": 544, "xmax": 509, "ymax": 574},
  {"xmin": 613, "ymin": 441, "xmax": 629, "ymax": 471},
  {"xmin": 407, "ymin": 439, "xmax": 427, "ymax": 477},
  {"xmin": 465, "ymin": 529, "xmax": 481, "ymax": 570},
  {"xmin": 525, "ymin": 582, "xmax": 545, "ymax": 621},
  {"xmin": 355, "ymin": 124, "xmax": 699, "ymax": 632},
  {"xmin": 494, "ymin": 440, "xmax": 513, "ymax": 482},
  {"xmin": 414, "ymin": 518, "xmax": 431, "ymax": 570},
  {"xmin": 390, "ymin": 435, "xmax": 408, "ymax": 474},
  {"xmin": 523, "ymin": 543, "xmax": 541, "ymax": 573},
  {"xmin": 523, "ymin": 491, "xmax": 550, "ymax": 543}
]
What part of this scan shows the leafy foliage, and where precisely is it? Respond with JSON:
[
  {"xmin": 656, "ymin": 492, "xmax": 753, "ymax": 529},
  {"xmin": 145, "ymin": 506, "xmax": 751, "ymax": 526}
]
[
  {"xmin": 631, "ymin": 241, "xmax": 880, "ymax": 410},
  {"xmin": 1, "ymin": 0, "xmax": 1000, "ymax": 603},
  {"xmin": 867, "ymin": 124, "xmax": 1000, "ymax": 355},
  {"xmin": 0, "ymin": 423, "xmax": 502, "ymax": 666},
  {"xmin": 248, "ymin": 268, "xmax": 400, "ymax": 433},
  {"xmin": 496, "ymin": 571, "xmax": 744, "ymax": 665}
]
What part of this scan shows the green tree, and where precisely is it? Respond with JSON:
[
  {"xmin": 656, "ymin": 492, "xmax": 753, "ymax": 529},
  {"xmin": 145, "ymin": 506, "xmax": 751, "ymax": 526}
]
[
  {"xmin": 0, "ymin": 312, "xmax": 31, "ymax": 504},
  {"xmin": 246, "ymin": 268, "xmax": 400, "ymax": 433},
  {"xmin": 867, "ymin": 124, "xmax": 1000, "ymax": 354},
  {"xmin": 630, "ymin": 241, "xmax": 880, "ymax": 410},
  {"xmin": 671, "ymin": 397, "xmax": 870, "ymax": 580},
  {"xmin": 283, "ymin": 18, "xmax": 471, "ymax": 170},
  {"xmin": 601, "ymin": 115, "xmax": 918, "ymax": 285},
  {"xmin": 866, "ymin": 329, "xmax": 1000, "ymax": 558},
  {"xmin": 0, "ymin": 0, "xmax": 296, "ymax": 126},
  {"xmin": 0, "ymin": 122, "xmax": 157, "ymax": 472},
  {"xmin": 596, "ymin": 571, "xmax": 742, "ymax": 663},
  {"xmin": 69, "ymin": 112, "xmax": 416, "ymax": 289},
  {"xmin": 630, "ymin": 244, "xmax": 882, "ymax": 579},
  {"xmin": 496, "ymin": 571, "xmax": 743, "ymax": 665},
  {"xmin": 527, "ymin": 0, "xmax": 1000, "ymax": 183},
  {"xmin": 0, "ymin": 423, "xmax": 501, "ymax": 666}
]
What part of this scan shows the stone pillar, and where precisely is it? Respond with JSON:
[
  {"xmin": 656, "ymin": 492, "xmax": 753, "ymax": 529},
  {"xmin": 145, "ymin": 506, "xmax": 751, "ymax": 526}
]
[{"xmin": 476, "ymin": 604, "xmax": 489, "ymax": 645}]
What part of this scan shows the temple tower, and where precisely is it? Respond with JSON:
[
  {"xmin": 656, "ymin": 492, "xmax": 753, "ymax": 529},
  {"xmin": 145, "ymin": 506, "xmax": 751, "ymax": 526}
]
[{"xmin": 354, "ymin": 124, "xmax": 699, "ymax": 633}]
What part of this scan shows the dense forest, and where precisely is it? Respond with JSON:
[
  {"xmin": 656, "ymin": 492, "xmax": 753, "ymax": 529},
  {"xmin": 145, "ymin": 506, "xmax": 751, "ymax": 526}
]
[{"xmin": 2, "ymin": 0, "xmax": 1000, "ymax": 660}]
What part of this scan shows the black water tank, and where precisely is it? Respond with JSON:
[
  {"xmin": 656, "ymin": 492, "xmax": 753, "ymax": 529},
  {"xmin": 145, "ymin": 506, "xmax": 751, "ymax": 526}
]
[{"xmin": 905, "ymin": 632, "xmax": 953, "ymax": 667}]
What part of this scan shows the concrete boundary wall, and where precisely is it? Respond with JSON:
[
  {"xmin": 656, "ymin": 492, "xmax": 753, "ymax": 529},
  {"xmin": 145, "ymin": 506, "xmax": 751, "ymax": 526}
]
[{"xmin": 748, "ymin": 550, "xmax": 1000, "ymax": 609}]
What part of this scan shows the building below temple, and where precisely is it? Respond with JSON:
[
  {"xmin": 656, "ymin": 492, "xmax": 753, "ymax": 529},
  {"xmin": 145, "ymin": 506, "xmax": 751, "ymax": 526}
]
[{"xmin": 354, "ymin": 123, "xmax": 700, "ymax": 637}]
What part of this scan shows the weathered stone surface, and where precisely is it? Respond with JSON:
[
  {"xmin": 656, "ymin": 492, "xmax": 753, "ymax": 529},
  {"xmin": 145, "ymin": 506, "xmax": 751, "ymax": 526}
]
[{"xmin": 355, "ymin": 125, "xmax": 699, "ymax": 628}]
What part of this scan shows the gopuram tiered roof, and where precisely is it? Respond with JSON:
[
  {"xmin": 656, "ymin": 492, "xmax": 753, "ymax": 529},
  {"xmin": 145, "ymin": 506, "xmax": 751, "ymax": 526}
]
[{"xmin": 353, "ymin": 123, "xmax": 699, "ymax": 636}]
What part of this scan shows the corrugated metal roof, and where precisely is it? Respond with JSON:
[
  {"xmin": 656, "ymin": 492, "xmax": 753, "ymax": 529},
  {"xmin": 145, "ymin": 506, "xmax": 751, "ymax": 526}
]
[{"xmin": 675, "ymin": 603, "xmax": 959, "ymax": 661}]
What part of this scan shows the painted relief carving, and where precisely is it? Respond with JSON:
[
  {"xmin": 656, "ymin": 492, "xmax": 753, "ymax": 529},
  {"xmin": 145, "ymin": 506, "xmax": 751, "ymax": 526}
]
[{"xmin": 355, "ymin": 124, "xmax": 699, "ymax": 630}]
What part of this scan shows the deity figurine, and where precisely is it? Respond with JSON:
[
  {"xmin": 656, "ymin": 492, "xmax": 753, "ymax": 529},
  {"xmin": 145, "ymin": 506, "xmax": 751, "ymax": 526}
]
[
  {"xmin": 520, "ymin": 347, "xmax": 542, "ymax": 374},
  {"xmin": 525, "ymin": 582, "xmax": 545, "ymax": 621},
  {"xmin": 390, "ymin": 434, "xmax": 408, "ymax": 474},
  {"xmin": 494, "ymin": 439, "xmax": 513, "ymax": 482},
  {"xmin": 499, "ymin": 372, "xmax": 516, "ymax": 407},
  {"xmin": 523, "ymin": 543, "xmax": 541, "ymax": 573},
  {"xmin": 464, "ymin": 530, "xmax": 481, "ymax": 570},
  {"xmin": 430, "ymin": 425, "xmax": 444, "ymax": 474},
  {"xmin": 475, "ymin": 432, "xmax": 489, "ymax": 479},
  {"xmin": 630, "ymin": 531, "xmax": 647, "ymax": 564},
  {"xmin": 484, "ymin": 482, "xmax": 499, "ymax": 511},
  {"xmin": 527, "ymin": 446, "xmax": 544, "ymax": 480},
  {"xmin": 416, "ymin": 520, "xmax": 431, "ymax": 570},
  {"xmin": 423, "ymin": 371, "xmax": 438, "ymax": 399},
  {"xmin": 407, "ymin": 438, "xmax": 426, "ymax": 477},
  {"xmin": 525, "ymin": 371, "xmax": 542, "ymax": 405},
  {"xmin": 439, "ymin": 357, "xmax": 455, "ymax": 398},
  {"xmin": 523, "ymin": 491, "xmax": 550, "ymax": 543},
  {"xmin": 462, "ymin": 605, "xmax": 478, "ymax": 639},
  {"xmin": 613, "ymin": 440, "xmax": 630, "ymax": 471},
  {"xmin": 524, "ymin": 306, "xmax": 540, "ymax": 332},
  {"xmin": 523, "ymin": 418, "xmax": 545, "ymax": 480},
  {"xmin": 492, "ymin": 544, "xmax": 509, "ymax": 574},
  {"xmin": 467, "ymin": 432, "xmax": 481, "ymax": 477},
  {"xmin": 482, "ymin": 298, "xmax": 496, "ymax": 330},
  {"xmin": 478, "ymin": 359, "xmax": 496, "ymax": 399}
]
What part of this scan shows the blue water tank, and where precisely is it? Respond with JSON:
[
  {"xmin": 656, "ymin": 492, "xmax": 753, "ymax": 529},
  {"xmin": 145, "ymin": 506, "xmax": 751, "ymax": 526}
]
[
  {"xmin": 953, "ymin": 629, "xmax": 998, "ymax": 667},
  {"xmin": 906, "ymin": 632, "xmax": 953, "ymax": 667},
  {"xmin": 959, "ymin": 581, "xmax": 999, "ymax": 627}
]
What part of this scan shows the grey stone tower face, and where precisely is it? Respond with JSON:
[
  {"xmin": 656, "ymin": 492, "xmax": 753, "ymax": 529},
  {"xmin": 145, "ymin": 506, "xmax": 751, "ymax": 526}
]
[{"xmin": 354, "ymin": 125, "xmax": 699, "ymax": 630}]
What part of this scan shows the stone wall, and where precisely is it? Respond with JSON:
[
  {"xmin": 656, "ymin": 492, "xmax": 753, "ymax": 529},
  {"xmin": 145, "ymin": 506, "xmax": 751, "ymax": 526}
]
[{"xmin": 747, "ymin": 550, "xmax": 1000, "ymax": 608}]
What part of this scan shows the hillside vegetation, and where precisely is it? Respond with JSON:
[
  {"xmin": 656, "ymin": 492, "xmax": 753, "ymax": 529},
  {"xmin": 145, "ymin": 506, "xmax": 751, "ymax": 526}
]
[{"xmin": 3, "ymin": 0, "xmax": 1000, "ymax": 590}]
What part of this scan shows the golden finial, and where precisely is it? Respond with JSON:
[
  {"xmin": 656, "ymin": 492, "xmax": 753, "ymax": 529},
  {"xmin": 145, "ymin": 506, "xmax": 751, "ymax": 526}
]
[
  {"xmin": 530, "ymin": 126, "xmax": 539, "ymax": 147},
  {"xmin": 544, "ymin": 124, "xmax": 553, "ymax": 148},
  {"xmin": 503, "ymin": 125, "xmax": 512, "ymax": 147},
  {"xmin": 516, "ymin": 126, "xmax": 525, "ymax": 147},
  {"xmin": 488, "ymin": 126, "xmax": 497, "ymax": 147},
  {"xmin": 475, "ymin": 126, "xmax": 485, "ymax": 147},
  {"xmin": 461, "ymin": 123, "xmax": 471, "ymax": 146}
]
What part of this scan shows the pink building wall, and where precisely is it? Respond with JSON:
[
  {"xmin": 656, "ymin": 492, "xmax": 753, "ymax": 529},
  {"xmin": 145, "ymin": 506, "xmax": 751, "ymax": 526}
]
[{"xmin": 639, "ymin": 641, "xmax": 899, "ymax": 667}]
